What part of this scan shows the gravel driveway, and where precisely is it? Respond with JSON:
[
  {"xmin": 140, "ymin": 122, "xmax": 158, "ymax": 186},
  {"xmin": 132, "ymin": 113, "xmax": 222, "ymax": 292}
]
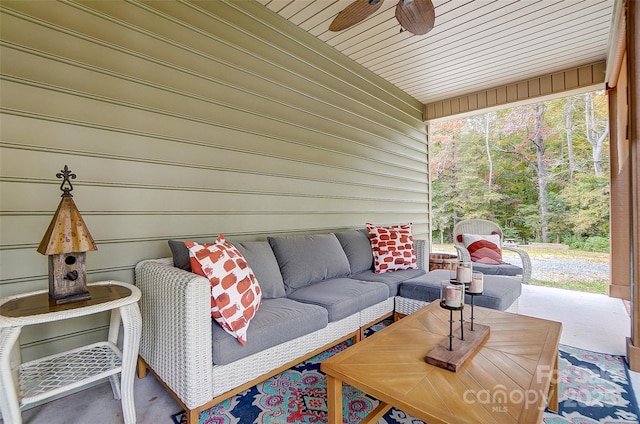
[{"xmin": 502, "ymin": 253, "xmax": 610, "ymax": 283}]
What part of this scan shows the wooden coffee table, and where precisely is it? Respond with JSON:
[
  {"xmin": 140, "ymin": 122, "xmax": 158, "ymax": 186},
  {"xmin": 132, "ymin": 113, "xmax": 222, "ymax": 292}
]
[{"xmin": 321, "ymin": 301, "xmax": 562, "ymax": 424}]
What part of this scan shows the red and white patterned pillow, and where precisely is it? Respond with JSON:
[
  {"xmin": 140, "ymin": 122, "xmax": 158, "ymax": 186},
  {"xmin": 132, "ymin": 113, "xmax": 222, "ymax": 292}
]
[
  {"xmin": 366, "ymin": 223, "xmax": 417, "ymax": 274},
  {"xmin": 185, "ymin": 235, "xmax": 262, "ymax": 345},
  {"xmin": 462, "ymin": 233, "xmax": 505, "ymax": 265}
]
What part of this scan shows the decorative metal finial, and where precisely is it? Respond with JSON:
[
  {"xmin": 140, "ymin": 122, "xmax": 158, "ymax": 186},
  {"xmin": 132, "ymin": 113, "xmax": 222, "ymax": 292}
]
[{"xmin": 56, "ymin": 165, "xmax": 76, "ymax": 196}]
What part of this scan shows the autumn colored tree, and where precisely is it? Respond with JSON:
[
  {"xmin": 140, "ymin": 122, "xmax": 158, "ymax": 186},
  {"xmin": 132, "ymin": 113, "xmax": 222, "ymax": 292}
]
[{"xmin": 429, "ymin": 90, "xmax": 609, "ymax": 250}]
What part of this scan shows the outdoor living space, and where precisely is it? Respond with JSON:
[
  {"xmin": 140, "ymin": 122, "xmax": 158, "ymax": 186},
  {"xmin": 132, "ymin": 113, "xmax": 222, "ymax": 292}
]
[
  {"xmin": 10, "ymin": 282, "xmax": 636, "ymax": 424},
  {"xmin": 1, "ymin": 0, "xmax": 639, "ymax": 423}
]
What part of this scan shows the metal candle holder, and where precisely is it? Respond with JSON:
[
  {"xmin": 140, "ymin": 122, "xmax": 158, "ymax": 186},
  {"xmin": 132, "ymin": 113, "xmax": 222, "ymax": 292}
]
[
  {"xmin": 466, "ymin": 291, "xmax": 483, "ymax": 331},
  {"xmin": 467, "ymin": 272, "xmax": 484, "ymax": 330},
  {"xmin": 440, "ymin": 280, "xmax": 464, "ymax": 351}
]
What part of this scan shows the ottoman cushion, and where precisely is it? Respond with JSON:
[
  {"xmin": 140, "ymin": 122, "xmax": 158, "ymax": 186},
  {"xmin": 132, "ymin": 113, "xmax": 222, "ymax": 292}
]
[{"xmin": 399, "ymin": 270, "xmax": 521, "ymax": 311}]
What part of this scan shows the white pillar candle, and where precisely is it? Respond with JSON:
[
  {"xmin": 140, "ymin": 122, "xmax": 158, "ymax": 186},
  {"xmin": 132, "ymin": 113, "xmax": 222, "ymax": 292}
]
[
  {"xmin": 456, "ymin": 262, "xmax": 472, "ymax": 283},
  {"xmin": 469, "ymin": 272, "xmax": 484, "ymax": 293},
  {"xmin": 444, "ymin": 285, "xmax": 462, "ymax": 307}
]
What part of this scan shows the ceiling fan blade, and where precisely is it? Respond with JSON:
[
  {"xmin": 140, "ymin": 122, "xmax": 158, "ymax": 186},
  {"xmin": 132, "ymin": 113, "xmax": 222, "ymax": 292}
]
[
  {"xmin": 395, "ymin": 0, "xmax": 435, "ymax": 35},
  {"xmin": 329, "ymin": 0, "xmax": 385, "ymax": 32}
]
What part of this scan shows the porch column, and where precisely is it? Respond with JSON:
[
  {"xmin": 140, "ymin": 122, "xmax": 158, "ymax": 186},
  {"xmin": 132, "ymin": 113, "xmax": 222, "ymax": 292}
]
[
  {"xmin": 624, "ymin": 0, "xmax": 640, "ymax": 371},
  {"xmin": 608, "ymin": 55, "xmax": 631, "ymax": 301}
]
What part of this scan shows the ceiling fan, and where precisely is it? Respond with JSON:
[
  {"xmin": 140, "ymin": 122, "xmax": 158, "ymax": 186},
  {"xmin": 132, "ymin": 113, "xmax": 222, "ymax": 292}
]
[{"xmin": 329, "ymin": 0, "xmax": 436, "ymax": 35}]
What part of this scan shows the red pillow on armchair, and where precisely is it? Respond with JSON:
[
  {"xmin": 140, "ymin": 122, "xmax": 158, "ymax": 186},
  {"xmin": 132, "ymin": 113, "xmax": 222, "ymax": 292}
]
[{"xmin": 462, "ymin": 233, "xmax": 505, "ymax": 265}]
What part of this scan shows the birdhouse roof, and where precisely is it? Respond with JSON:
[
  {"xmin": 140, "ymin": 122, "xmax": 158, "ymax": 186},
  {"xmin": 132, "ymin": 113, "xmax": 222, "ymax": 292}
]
[{"xmin": 37, "ymin": 194, "xmax": 97, "ymax": 255}]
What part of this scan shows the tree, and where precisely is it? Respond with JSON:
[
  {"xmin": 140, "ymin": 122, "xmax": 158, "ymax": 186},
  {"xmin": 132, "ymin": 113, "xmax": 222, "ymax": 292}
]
[
  {"xmin": 429, "ymin": 120, "xmax": 463, "ymax": 242},
  {"xmin": 558, "ymin": 173, "xmax": 610, "ymax": 236},
  {"xmin": 566, "ymin": 96, "xmax": 576, "ymax": 182},
  {"xmin": 584, "ymin": 92, "xmax": 609, "ymax": 175},
  {"xmin": 429, "ymin": 89, "xmax": 609, "ymax": 247},
  {"xmin": 532, "ymin": 103, "xmax": 550, "ymax": 242},
  {"xmin": 485, "ymin": 113, "xmax": 494, "ymax": 186},
  {"xmin": 497, "ymin": 103, "xmax": 552, "ymax": 241}
]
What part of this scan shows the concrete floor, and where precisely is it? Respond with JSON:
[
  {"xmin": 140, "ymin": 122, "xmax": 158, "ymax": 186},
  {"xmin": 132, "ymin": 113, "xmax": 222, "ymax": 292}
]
[{"xmin": 7, "ymin": 284, "xmax": 638, "ymax": 424}]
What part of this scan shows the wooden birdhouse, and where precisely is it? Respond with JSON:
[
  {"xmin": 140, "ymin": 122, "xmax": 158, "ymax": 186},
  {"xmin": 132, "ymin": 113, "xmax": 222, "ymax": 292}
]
[{"xmin": 37, "ymin": 166, "xmax": 97, "ymax": 304}]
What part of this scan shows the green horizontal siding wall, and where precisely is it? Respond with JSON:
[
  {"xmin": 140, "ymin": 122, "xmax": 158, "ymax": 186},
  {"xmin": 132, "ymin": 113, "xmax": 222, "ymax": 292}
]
[{"xmin": 0, "ymin": 0, "xmax": 429, "ymax": 361}]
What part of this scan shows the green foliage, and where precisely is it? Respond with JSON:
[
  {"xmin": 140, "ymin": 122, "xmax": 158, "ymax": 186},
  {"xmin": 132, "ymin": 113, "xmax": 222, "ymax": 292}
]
[
  {"xmin": 562, "ymin": 235, "xmax": 610, "ymax": 253},
  {"xmin": 562, "ymin": 235, "xmax": 586, "ymax": 249},
  {"xmin": 557, "ymin": 174, "xmax": 610, "ymax": 236},
  {"xmin": 429, "ymin": 90, "xmax": 610, "ymax": 246},
  {"xmin": 584, "ymin": 237, "xmax": 610, "ymax": 252}
]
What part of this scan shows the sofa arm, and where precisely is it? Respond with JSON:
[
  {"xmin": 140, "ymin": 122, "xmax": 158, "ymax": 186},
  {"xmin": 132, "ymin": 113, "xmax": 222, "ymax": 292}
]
[
  {"xmin": 135, "ymin": 258, "xmax": 214, "ymax": 409},
  {"xmin": 414, "ymin": 239, "xmax": 429, "ymax": 271},
  {"xmin": 503, "ymin": 246, "xmax": 532, "ymax": 284}
]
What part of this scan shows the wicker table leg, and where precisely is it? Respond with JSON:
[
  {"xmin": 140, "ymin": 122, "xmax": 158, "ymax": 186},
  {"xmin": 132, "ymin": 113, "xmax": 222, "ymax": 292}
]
[
  {"xmin": 120, "ymin": 302, "xmax": 142, "ymax": 424},
  {"xmin": 108, "ymin": 308, "xmax": 122, "ymax": 400},
  {"xmin": 0, "ymin": 327, "xmax": 23, "ymax": 424}
]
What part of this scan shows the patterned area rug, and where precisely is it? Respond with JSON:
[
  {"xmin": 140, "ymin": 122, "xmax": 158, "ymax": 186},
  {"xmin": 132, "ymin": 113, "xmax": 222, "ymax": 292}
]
[
  {"xmin": 171, "ymin": 322, "xmax": 639, "ymax": 424},
  {"xmin": 542, "ymin": 345, "xmax": 639, "ymax": 423}
]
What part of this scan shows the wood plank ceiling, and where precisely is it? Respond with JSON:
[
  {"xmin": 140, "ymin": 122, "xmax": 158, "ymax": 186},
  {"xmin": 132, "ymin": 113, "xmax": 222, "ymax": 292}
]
[{"xmin": 256, "ymin": 0, "xmax": 615, "ymax": 105}]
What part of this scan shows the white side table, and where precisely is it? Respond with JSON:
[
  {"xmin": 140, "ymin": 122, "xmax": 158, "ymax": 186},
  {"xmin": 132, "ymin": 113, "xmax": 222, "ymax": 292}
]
[{"xmin": 0, "ymin": 281, "xmax": 141, "ymax": 424}]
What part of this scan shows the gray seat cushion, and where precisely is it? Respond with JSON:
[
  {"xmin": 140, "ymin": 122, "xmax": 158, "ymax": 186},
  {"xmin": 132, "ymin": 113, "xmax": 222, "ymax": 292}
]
[
  {"xmin": 288, "ymin": 278, "xmax": 389, "ymax": 322},
  {"xmin": 399, "ymin": 270, "xmax": 522, "ymax": 311},
  {"xmin": 333, "ymin": 229, "xmax": 373, "ymax": 274},
  {"xmin": 471, "ymin": 261, "xmax": 523, "ymax": 276},
  {"xmin": 268, "ymin": 234, "xmax": 351, "ymax": 294},
  {"xmin": 211, "ymin": 297, "xmax": 328, "ymax": 365},
  {"xmin": 352, "ymin": 269, "xmax": 425, "ymax": 297},
  {"xmin": 231, "ymin": 241, "xmax": 286, "ymax": 299}
]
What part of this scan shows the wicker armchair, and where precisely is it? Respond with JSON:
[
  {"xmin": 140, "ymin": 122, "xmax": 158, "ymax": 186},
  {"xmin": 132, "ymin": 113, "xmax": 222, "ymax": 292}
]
[{"xmin": 453, "ymin": 219, "xmax": 531, "ymax": 284}]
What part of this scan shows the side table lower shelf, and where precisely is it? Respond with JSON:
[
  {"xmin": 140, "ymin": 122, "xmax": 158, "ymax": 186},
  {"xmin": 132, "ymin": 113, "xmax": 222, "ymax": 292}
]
[{"xmin": 19, "ymin": 341, "xmax": 123, "ymax": 406}]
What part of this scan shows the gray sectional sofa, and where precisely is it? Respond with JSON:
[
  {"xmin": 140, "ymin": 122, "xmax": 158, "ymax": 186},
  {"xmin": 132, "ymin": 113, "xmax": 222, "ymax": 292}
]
[{"xmin": 134, "ymin": 228, "xmax": 522, "ymax": 423}]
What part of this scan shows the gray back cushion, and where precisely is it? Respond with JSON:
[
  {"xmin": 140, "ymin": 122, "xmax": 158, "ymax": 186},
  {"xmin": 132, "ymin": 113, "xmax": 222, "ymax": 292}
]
[
  {"xmin": 168, "ymin": 239, "xmax": 191, "ymax": 271},
  {"xmin": 231, "ymin": 241, "xmax": 286, "ymax": 299},
  {"xmin": 268, "ymin": 233, "xmax": 351, "ymax": 293},
  {"xmin": 333, "ymin": 229, "xmax": 373, "ymax": 274},
  {"xmin": 169, "ymin": 239, "xmax": 287, "ymax": 299}
]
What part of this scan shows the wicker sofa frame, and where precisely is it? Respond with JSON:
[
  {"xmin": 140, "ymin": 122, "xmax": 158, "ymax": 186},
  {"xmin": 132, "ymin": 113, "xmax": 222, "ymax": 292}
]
[
  {"xmin": 135, "ymin": 240, "xmax": 429, "ymax": 424},
  {"xmin": 135, "ymin": 235, "xmax": 521, "ymax": 423}
]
